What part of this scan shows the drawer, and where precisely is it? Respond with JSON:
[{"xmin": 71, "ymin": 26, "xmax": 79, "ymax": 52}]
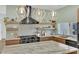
[
  {"xmin": 6, "ymin": 39, "xmax": 20, "ymax": 45},
  {"xmin": 40, "ymin": 36, "xmax": 65, "ymax": 44},
  {"xmin": 51, "ymin": 37, "xmax": 65, "ymax": 44},
  {"xmin": 53, "ymin": 38, "xmax": 65, "ymax": 44}
]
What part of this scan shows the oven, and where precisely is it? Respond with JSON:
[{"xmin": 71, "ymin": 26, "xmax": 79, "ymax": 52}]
[{"xmin": 19, "ymin": 35, "xmax": 40, "ymax": 44}]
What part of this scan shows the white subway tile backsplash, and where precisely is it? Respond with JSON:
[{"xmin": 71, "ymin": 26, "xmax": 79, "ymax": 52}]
[{"xmin": 17, "ymin": 24, "xmax": 53, "ymax": 36}]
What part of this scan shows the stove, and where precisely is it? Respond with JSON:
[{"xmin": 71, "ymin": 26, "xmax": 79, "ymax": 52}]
[{"xmin": 20, "ymin": 35, "xmax": 40, "ymax": 44}]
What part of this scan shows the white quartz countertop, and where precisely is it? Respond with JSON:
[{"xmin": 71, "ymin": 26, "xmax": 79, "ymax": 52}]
[{"xmin": 2, "ymin": 41, "xmax": 78, "ymax": 54}]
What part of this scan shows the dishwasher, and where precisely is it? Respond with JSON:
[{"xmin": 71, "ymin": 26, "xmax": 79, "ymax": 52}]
[{"xmin": 65, "ymin": 40, "xmax": 77, "ymax": 48}]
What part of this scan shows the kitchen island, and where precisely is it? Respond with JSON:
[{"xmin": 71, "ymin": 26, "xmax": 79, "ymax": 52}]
[{"xmin": 2, "ymin": 41, "xmax": 78, "ymax": 54}]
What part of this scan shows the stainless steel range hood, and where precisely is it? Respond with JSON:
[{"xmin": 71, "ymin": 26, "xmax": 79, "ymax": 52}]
[{"xmin": 20, "ymin": 5, "xmax": 39, "ymax": 24}]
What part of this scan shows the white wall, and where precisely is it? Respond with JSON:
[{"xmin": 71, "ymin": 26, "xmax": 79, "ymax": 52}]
[
  {"xmin": 6, "ymin": 5, "xmax": 52, "ymax": 23},
  {"xmin": 18, "ymin": 25, "xmax": 36, "ymax": 36},
  {"xmin": 1, "ymin": 5, "xmax": 79, "ymax": 35},
  {"xmin": 0, "ymin": 6, "xmax": 6, "ymax": 51},
  {"xmin": 0, "ymin": 20, "xmax": 6, "ymax": 40},
  {"xmin": 56, "ymin": 6, "xmax": 79, "ymax": 35},
  {"xmin": 6, "ymin": 5, "xmax": 79, "ymax": 23},
  {"xmin": 18, "ymin": 24, "xmax": 52, "ymax": 36},
  {"xmin": 0, "ymin": 5, "xmax": 6, "ymax": 39},
  {"xmin": 0, "ymin": 5, "xmax": 6, "ymax": 19},
  {"xmin": 6, "ymin": 5, "xmax": 17, "ymax": 19},
  {"xmin": 56, "ymin": 5, "xmax": 78, "ymax": 23},
  {"xmin": 6, "ymin": 5, "xmax": 53, "ymax": 36},
  {"xmin": 0, "ymin": 5, "xmax": 6, "ymax": 14}
]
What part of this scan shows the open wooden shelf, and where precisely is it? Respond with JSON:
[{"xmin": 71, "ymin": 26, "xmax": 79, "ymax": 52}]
[
  {"xmin": 5, "ymin": 21, "xmax": 18, "ymax": 24},
  {"xmin": 6, "ymin": 28, "xmax": 18, "ymax": 31}
]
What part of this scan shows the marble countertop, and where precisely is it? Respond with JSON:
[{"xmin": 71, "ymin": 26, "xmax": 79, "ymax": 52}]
[{"xmin": 2, "ymin": 41, "xmax": 78, "ymax": 54}]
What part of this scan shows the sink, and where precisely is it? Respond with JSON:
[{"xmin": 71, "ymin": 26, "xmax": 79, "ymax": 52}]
[{"xmin": 41, "ymin": 34, "xmax": 68, "ymax": 38}]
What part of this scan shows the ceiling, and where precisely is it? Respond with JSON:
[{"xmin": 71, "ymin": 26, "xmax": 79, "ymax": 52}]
[{"xmin": 31, "ymin": 5, "xmax": 67, "ymax": 10}]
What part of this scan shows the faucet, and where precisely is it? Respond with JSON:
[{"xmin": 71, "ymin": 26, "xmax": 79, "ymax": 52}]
[
  {"xmin": 35, "ymin": 28, "xmax": 40, "ymax": 36},
  {"xmin": 40, "ymin": 28, "xmax": 45, "ymax": 36},
  {"xmin": 35, "ymin": 27, "xmax": 46, "ymax": 36}
]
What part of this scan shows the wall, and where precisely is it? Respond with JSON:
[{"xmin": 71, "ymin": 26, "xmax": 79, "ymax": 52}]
[
  {"xmin": 0, "ymin": 21, "xmax": 6, "ymax": 40},
  {"xmin": 18, "ymin": 25, "xmax": 36, "ymax": 36},
  {"xmin": 0, "ymin": 5, "xmax": 6, "ymax": 39},
  {"xmin": 18, "ymin": 24, "xmax": 52, "ymax": 36},
  {"xmin": 6, "ymin": 5, "xmax": 79, "ymax": 23},
  {"xmin": 56, "ymin": 5, "xmax": 78, "ymax": 23},
  {"xmin": 5, "ymin": 5, "xmax": 79, "ymax": 23},
  {"xmin": 31, "ymin": 8, "xmax": 52, "ymax": 23},
  {"xmin": 5, "ymin": 5, "xmax": 79, "ymax": 36},
  {"xmin": 0, "ymin": 6, "xmax": 5, "ymax": 53},
  {"xmin": 56, "ymin": 6, "xmax": 79, "ymax": 35},
  {"xmin": 0, "ymin": 5, "xmax": 6, "ymax": 20},
  {"xmin": 6, "ymin": 5, "xmax": 53, "ymax": 36},
  {"xmin": 6, "ymin": 5, "xmax": 17, "ymax": 19},
  {"xmin": 0, "ymin": 5, "xmax": 6, "ymax": 15},
  {"xmin": 6, "ymin": 5, "xmax": 52, "ymax": 22}
]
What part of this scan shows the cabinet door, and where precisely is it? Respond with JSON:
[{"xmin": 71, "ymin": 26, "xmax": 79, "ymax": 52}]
[
  {"xmin": 6, "ymin": 39, "xmax": 20, "ymax": 45},
  {"xmin": 65, "ymin": 50, "xmax": 77, "ymax": 54},
  {"xmin": 51, "ymin": 36, "xmax": 65, "ymax": 44},
  {"xmin": 40, "ymin": 36, "xmax": 65, "ymax": 44}
]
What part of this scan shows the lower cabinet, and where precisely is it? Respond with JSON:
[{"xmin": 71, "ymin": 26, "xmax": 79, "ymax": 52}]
[
  {"xmin": 51, "ymin": 36, "xmax": 66, "ymax": 44},
  {"xmin": 40, "ymin": 37, "xmax": 52, "ymax": 41},
  {"xmin": 40, "ymin": 36, "xmax": 65, "ymax": 44},
  {"xmin": 5, "ymin": 36, "xmax": 66, "ymax": 45},
  {"xmin": 65, "ymin": 50, "xmax": 77, "ymax": 54},
  {"xmin": 65, "ymin": 40, "xmax": 77, "ymax": 48},
  {"xmin": 5, "ymin": 39, "xmax": 20, "ymax": 45}
]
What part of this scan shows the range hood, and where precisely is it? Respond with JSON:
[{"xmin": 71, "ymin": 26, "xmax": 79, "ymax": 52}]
[{"xmin": 20, "ymin": 5, "xmax": 39, "ymax": 24}]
